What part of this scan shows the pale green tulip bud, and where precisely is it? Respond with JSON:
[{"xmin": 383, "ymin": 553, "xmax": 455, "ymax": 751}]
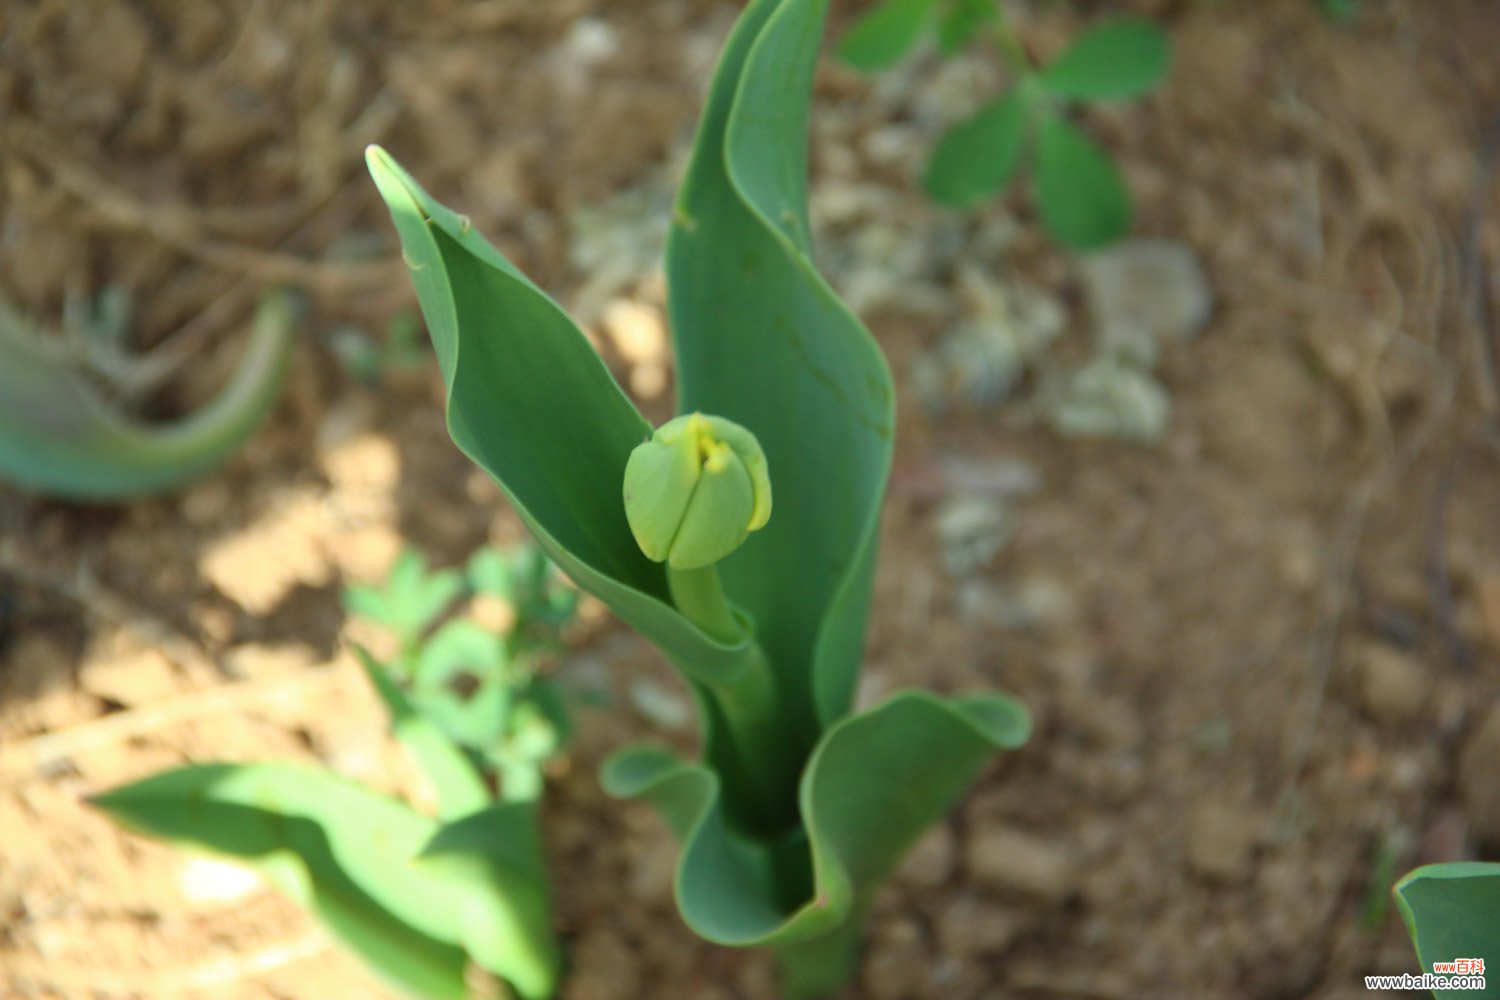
[{"xmin": 623, "ymin": 413, "xmax": 772, "ymax": 570}]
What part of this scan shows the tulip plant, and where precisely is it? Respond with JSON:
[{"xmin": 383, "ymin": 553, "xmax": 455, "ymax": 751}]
[{"xmin": 367, "ymin": 0, "xmax": 1029, "ymax": 994}]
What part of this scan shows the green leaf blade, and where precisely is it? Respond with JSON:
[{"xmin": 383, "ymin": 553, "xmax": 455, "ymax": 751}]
[
  {"xmin": 671, "ymin": 0, "xmax": 897, "ymax": 758},
  {"xmin": 1033, "ymin": 114, "xmax": 1132, "ymax": 250},
  {"xmin": 367, "ymin": 147, "xmax": 764, "ymax": 696},
  {"xmin": 1040, "ymin": 17, "xmax": 1170, "ymax": 101},
  {"xmin": 90, "ymin": 763, "xmax": 470, "ymax": 1000},
  {"xmin": 923, "ymin": 90, "xmax": 1029, "ymax": 209},
  {"xmin": 366, "ymin": 148, "xmax": 659, "ymax": 598},
  {"xmin": 837, "ymin": 0, "xmax": 935, "ymax": 71},
  {"xmin": 1393, "ymin": 862, "xmax": 1500, "ymax": 995},
  {"xmin": 417, "ymin": 803, "xmax": 562, "ymax": 1000},
  {"xmin": 602, "ymin": 690, "xmax": 1030, "ymax": 950}
]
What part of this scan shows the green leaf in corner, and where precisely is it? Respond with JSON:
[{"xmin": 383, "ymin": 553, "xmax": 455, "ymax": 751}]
[
  {"xmin": 1394, "ymin": 862, "xmax": 1500, "ymax": 996},
  {"xmin": 416, "ymin": 803, "xmax": 562, "ymax": 1000},
  {"xmin": 90, "ymin": 764, "xmax": 471, "ymax": 1000},
  {"xmin": 1033, "ymin": 113, "xmax": 1131, "ymax": 250},
  {"xmin": 1040, "ymin": 17, "xmax": 1170, "ymax": 101},
  {"xmin": 91, "ymin": 763, "xmax": 564, "ymax": 1000},
  {"xmin": 837, "ymin": 0, "xmax": 935, "ymax": 71},
  {"xmin": 924, "ymin": 89, "xmax": 1030, "ymax": 208}
]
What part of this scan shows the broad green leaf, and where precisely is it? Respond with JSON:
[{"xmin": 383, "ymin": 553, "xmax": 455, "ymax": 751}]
[
  {"xmin": 1033, "ymin": 113, "xmax": 1132, "ymax": 250},
  {"xmin": 354, "ymin": 644, "xmax": 489, "ymax": 820},
  {"xmin": 92, "ymin": 764, "xmax": 562, "ymax": 1000},
  {"xmin": 0, "ymin": 292, "xmax": 293, "ymax": 500},
  {"xmin": 837, "ymin": 0, "xmax": 934, "ymax": 71},
  {"xmin": 91, "ymin": 764, "xmax": 471, "ymax": 1000},
  {"xmin": 1394, "ymin": 862, "xmax": 1500, "ymax": 996},
  {"xmin": 602, "ymin": 691, "xmax": 1030, "ymax": 956},
  {"xmin": 366, "ymin": 149, "xmax": 657, "ymax": 597},
  {"xmin": 937, "ymin": 0, "xmax": 996, "ymax": 55},
  {"xmin": 366, "ymin": 148, "xmax": 764, "ymax": 699},
  {"xmin": 923, "ymin": 89, "xmax": 1029, "ymax": 208},
  {"xmin": 670, "ymin": 0, "xmax": 896, "ymax": 766},
  {"xmin": 1040, "ymin": 17, "xmax": 1170, "ymax": 101},
  {"xmin": 416, "ymin": 803, "xmax": 562, "ymax": 1000}
]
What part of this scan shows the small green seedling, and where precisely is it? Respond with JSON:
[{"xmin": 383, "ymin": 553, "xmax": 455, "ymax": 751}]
[
  {"xmin": 344, "ymin": 548, "xmax": 467, "ymax": 670},
  {"xmin": 0, "ymin": 292, "xmax": 294, "ymax": 499},
  {"xmin": 840, "ymin": 2, "xmax": 1170, "ymax": 250},
  {"xmin": 1393, "ymin": 862, "xmax": 1499, "ymax": 995},
  {"xmin": 347, "ymin": 543, "xmax": 577, "ymax": 801},
  {"xmin": 95, "ymin": 543, "xmax": 579, "ymax": 1000},
  {"xmin": 366, "ymin": 0, "xmax": 1030, "ymax": 995}
]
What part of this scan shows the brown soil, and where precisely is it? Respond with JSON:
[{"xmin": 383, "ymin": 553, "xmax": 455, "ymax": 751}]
[{"xmin": 4, "ymin": 1, "xmax": 1500, "ymax": 998}]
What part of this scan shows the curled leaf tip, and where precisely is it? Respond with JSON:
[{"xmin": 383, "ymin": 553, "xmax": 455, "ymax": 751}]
[{"xmin": 623, "ymin": 412, "xmax": 772, "ymax": 569}]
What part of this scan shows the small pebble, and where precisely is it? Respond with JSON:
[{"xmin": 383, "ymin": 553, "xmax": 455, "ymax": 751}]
[
  {"xmin": 1355, "ymin": 641, "xmax": 1431, "ymax": 727},
  {"xmin": 898, "ymin": 824, "xmax": 956, "ymax": 888},
  {"xmin": 629, "ymin": 678, "xmax": 693, "ymax": 732},
  {"xmin": 1185, "ymin": 801, "xmax": 1262, "ymax": 884},
  {"xmin": 862, "ymin": 918, "xmax": 930, "ymax": 1000},
  {"xmin": 935, "ymin": 891, "xmax": 1026, "ymax": 958},
  {"xmin": 1081, "ymin": 239, "xmax": 1214, "ymax": 364},
  {"xmin": 954, "ymin": 577, "xmax": 1076, "ymax": 633},
  {"xmin": 176, "ymin": 858, "xmax": 262, "ymax": 904},
  {"xmin": 1045, "ymin": 356, "xmax": 1172, "ymax": 443},
  {"xmin": 933, "ymin": 496, "xmax": 1012, "ymax": 577},
  {"xmin": 965, "ymin": 827, "xmax": 1076, "ymax": 903}
]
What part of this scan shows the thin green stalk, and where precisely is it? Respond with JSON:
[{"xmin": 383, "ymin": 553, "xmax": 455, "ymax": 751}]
[
  {"xmin": 773, "ymin": 907, "xmax": 868, "ymax": 1000},
  {"xmin": 668, "ymin": 564, "xmax": 742, "ymax": 644},
  {"xmin": 668, "ymin": 564, "xmax": 801, "ymax": 836}
]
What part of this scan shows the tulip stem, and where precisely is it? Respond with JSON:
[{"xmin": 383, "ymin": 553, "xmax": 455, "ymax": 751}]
[
  {"xmin": 773, "ymin": 906, "xmax": 866, "ymax": 1000},
  {"xmin": 668, "ymin": 565, "xmax": 743, "ymax": 645},
  {"xmin": 668, "ymin": 564, "xmax": 801, "ymax": 835}
]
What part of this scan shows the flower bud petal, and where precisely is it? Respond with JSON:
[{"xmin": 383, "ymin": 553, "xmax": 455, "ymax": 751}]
[
  {"xmin": 622, "ymin": 422, "xmax": 702, "ymax": 563},
  {"xmin": 667, "ymin": 440, "xmax": 755, "ymax": 569},
  {"xmin": 699, "ymin": 416, "xmax": 772, "ymax": 531},
  {"xmin": 622, "ymin": 412, "xmax": 773, "ymax": 569}
]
